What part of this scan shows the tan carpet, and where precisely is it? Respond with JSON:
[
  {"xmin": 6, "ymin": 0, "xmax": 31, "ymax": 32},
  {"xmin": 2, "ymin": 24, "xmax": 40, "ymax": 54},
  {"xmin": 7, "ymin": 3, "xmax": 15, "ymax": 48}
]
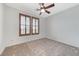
[{"xmin": 1, "ymin": 38, "xmax": 79, "ymax": 56}]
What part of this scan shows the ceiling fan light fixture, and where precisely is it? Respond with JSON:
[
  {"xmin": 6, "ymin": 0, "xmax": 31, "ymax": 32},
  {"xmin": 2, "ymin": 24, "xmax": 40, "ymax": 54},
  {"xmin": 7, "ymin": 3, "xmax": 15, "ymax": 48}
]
[
  {"xmin": 40, "ymin": 9, "xmax": 45, "ymax": 12},
  {"xmin": 37, "ymin": 3, "xmax": 55, "ymax": 15}
]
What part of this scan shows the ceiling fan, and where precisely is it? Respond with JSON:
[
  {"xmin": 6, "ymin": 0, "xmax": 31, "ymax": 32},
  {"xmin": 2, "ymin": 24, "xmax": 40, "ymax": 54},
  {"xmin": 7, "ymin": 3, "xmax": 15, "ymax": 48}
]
[{"xmin": 37, "ymin": 3, "xmax": 55, "ymax": 15}]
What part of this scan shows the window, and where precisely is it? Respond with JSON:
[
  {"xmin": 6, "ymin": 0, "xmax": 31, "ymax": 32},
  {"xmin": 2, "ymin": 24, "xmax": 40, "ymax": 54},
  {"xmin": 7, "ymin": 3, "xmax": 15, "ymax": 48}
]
[
  {"xmin": 32, "ymin": 17, "xmax": 39, "ymax": 34},
  {"xmin": 19, "ymin": 14, "xmax": 31, "ymax": 36},
  {"xmin": 19, "ymin": 13, "xmax": 39, "ymax": 36}
]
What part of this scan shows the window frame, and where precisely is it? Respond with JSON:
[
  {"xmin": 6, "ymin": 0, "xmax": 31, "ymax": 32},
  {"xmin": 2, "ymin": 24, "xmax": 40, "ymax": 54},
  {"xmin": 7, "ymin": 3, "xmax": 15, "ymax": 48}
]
[
  {"xmin": 19, "ymin": 13, "xmax": 39, "ymax": 36},
  {"xmin": 32, "ymin": 17, "xmax": 39, "ymax": 35},
  {"xmin": 19, "ymin": 13, "xmax": 31, "ymax": 36}
]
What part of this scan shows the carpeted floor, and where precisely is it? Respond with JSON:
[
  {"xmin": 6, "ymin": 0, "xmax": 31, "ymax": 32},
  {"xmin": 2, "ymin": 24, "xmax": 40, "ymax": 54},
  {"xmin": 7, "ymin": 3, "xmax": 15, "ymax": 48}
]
[{"xmin": 1, "ymin": 38, "xmax": 79, "ymax": 56}]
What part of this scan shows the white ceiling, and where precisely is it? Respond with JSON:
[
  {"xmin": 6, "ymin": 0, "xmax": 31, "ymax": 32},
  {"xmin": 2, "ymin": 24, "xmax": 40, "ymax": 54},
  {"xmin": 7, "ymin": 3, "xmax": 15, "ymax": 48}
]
[{"xmin": 5, "ymin": 3, "xmax": 79, "ymax": 18}]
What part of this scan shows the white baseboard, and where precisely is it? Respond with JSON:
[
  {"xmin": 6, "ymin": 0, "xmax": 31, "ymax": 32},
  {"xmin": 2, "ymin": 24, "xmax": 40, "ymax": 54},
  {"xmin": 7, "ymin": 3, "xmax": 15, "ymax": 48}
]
[
  {"xmin": 0, "ymin": 37, "xmax": 45, "ymax": 55},
  {"xmin": 6, "ymin": 38, "xmax": 43, "ymax": 48},
  {"xmin": 0, "ymin": 38, "xmax": 39, "ymax": 55},
  {"xmin": 48, "ymin": 37, "xmax": 79, "ymax": 48},
  {"xmin": 0, "ymin": 47, "xmax": 5, "ymax": 55}
]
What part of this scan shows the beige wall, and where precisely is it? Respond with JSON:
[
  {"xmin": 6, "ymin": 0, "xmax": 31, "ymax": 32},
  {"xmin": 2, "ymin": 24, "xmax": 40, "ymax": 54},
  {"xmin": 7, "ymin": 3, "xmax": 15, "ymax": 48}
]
[
  {"xmin": 45, "ymin": 5, "xmax": 79, "ymax": 48},
  {"xmin": 0, "ymin": 4, "xmax": 6, "ymax": 54},
  {"xmin": 3, "ymin": 5, "xmax": 46, "ymax": 47}
]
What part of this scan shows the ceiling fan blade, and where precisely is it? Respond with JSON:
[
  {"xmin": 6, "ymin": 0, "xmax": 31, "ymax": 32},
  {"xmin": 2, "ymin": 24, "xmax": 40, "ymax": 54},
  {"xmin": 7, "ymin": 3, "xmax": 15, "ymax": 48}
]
[
  {"xmin": 45, "ymin": 10, "xmax": 50, "ymax": 14},
  {"xmin": 41, "ymin": 3, "xmax": 50, "ymax": 14},
  {"xmin": 45, "ymin": 3, "xmax": 55, "ymax": 9},
  {"xmin": 36, "ymin": 9, "xmax": 41, "ymax": 11},
  {"xmin": 39, "ymin": 3, "xmax": 44, "ymax": 5},
  {"xmin": 41, "ymin": 3, "xmax": 44, "ymax": 5},
  {"xmin": 39, "ymin": 12, "xmax": 42, "ymax": 15}
]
